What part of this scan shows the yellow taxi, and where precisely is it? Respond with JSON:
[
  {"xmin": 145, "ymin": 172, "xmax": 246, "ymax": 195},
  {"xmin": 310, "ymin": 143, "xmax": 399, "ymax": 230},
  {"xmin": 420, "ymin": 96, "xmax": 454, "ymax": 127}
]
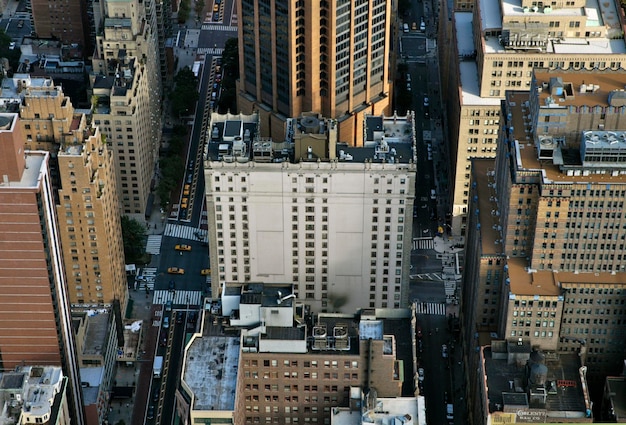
[
  {"xmin": 167, "ymin": 267, "xmax": 185, "ymax": 275},
  {"xmin": 181, "ymin": 197, "xmax": 188, "ymax": 208},
  {"xmin": 183, "ymin": 184, "xmax": 191, "ymax": 196},
  {"xmin": 201, "ymin": 268, "xmax": 211, "ymax": 275},
  {"xmin": 175, "ymin": 244, "xmax": 192, "ymax": 251},
  {"xmin": 213, "ymin": 3, "xmax": 219, "ymax": 11}
]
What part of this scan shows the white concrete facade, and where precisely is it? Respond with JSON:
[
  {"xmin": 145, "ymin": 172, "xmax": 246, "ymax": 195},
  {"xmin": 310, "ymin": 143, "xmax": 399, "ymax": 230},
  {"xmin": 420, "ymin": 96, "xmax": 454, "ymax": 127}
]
[{"xmin": 204, "ymin": 161, "xmax": 416, "ymax": 313}]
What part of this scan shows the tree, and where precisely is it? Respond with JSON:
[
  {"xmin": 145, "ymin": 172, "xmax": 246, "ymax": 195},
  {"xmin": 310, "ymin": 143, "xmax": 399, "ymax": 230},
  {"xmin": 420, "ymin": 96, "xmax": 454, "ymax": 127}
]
[
  {"xmin": 171, "ymin": 67, "xmax": 199, "ymax": 117},
  {"xmin": 221, "ymin": 38, "xmax": 239, "ymax": 80},
  {"xmin": 194, "ymin": 0, "xmax": 205, "ymax": 18},
  {"xmin": 219, "ymin": 38, "xmax": 239, "ymax": 113},
  {"xmin": 178, "ymin": 0, "xmax": 191, "ymax": 23},
  {"xmin": 121, "ymin": 216, "xmax": 147, "ymax": 264},
  {"xmin": 173, "ymin": 124, "xmax": 188, "ymax": 137},
  {"xmin": 155, "ymin": 155, "xmax": 185, "ymax": 209}
]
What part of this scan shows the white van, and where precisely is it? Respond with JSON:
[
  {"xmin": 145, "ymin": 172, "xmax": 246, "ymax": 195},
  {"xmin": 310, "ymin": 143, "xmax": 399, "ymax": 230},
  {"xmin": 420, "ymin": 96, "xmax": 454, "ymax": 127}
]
[
  {"xmin": 403, "ymin": 23, "xmax": 409, "ymax": 33},
  {"xmin": 430, "ymin": 189, "xmax": 436, "ymax": 200}
]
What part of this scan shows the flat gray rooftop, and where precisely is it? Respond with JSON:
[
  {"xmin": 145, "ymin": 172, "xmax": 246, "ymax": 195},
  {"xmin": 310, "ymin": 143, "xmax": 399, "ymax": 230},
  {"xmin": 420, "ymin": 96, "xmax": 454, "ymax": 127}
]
[
  {"xmin": 484, "ymin": 347, "xmax": 587, "ymax": 415},
  {"xmin": 183, "ymin": 331, "xmax": 239, "ymax": 411}
]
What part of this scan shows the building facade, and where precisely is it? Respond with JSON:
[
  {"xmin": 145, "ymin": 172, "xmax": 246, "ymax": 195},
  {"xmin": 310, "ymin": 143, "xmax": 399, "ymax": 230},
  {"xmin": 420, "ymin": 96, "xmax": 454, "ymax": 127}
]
[
  {"xmin": 30, "ymin": 0, "xmax": 89, "ymax": 50},
  {"xmin": 472, "ymin": 342, "xmax": 593, "ymax": 425},
  {"xmin": 0, "ymin": 75, "xmax": 128, "ymax": 309},
  {"xmin": 56, "ymin": 124, "xmax": 127, "ymax": 307},
  {"xmin": 0, "ymin": 113, "xmax": 84, "ymax": 424},
  {"xmin": 461, "ymin": 72, "xmax": 626, "ymax": 409},
  {"xmin": 236, "ymin": 0, "xmax": 392, "ymax": 146},
  {"xmin": 204, "ymin": 113, "xmax": 416, "ymax": 313},
  {"xmin": 444, "ymin": 0, "xmax": 626, "ymax": 235},
  {"xmin": 177, "ymin": 283, "xmax": 415, "ymax": 425},
  {"xmin": 91, "ymin": 0, "xmax": 161, "ymax": 219},
  {"xmin": 0, "ymin": 366, "xmax": 73, "ymax": 425}
]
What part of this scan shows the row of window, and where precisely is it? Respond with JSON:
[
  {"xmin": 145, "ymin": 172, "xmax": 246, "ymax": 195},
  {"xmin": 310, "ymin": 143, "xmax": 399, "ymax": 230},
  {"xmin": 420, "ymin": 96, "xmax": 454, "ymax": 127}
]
[
  {"xmin": 510, "ymin": 330, "xmax": 554, "ymax": 338},
  {"xmin": 245, "ymin": 359, "xmax": 358, "ymax": 369},
  {"xmin": 244, "ymin": 371, "xmax": 359, "ymax": 380},
  {"xmin": 245, "ymin": 384, "xmax": 341, "ymax": 393}
]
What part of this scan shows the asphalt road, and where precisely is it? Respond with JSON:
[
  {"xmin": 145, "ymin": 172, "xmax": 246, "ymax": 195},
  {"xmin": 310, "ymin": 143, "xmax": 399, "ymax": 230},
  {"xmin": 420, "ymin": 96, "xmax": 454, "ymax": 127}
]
[
  {"xmin": 156, "ymin": 238, "xmax": 209, "ymax": 292},
  {"xmin": 416, "ymin": 313, "xmax": 457, "ymax": 425}
]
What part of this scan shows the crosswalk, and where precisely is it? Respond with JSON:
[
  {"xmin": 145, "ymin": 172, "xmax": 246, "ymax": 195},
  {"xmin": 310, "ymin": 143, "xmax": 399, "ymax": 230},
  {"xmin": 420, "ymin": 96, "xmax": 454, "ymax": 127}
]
[
  {"xmin": 136, "ymin": 267, "xmax": 157, "ymax": 290},
  {"xmin": 412, "ymin": 237, "xmax": 434, "ymax": 250},
  {"xmin": 410, "ymin": 273, "xmax": 443, "ymax": 281},
  {"xmin": 164, "ymin": 223, "xmax": 207, "ymax": 242},
  {"xmin": 201, "ymin": 24, "xmax": 237, "ymax": 32},
  {"xmin": 197, "ymin": 47, "xmax": 225, "ymax": 55},
  {"xmin": 146, "ymin": 235, "xmax": 162, "ymax": 255},
  {"xmin": 153, "ymin": 290, "xmax": 204, "ymax": 307},
  {"xmin": 414, "ymin": 302, "xmax": 446, "ymax": 316}
]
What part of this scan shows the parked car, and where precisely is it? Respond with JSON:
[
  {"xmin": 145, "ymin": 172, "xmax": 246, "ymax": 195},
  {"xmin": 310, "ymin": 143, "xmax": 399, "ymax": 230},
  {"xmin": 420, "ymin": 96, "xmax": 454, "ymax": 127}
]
[
  {"xmin": 442, "ymin": 344, "xmax": 448, "ymax": 358},
  {"xmin": 418, "ymin": 368, "xmax": 425, "ymax": 382},
  {"xmin": 159, "ymin": 330, "xmax": 168, "ymax": 347},
  {"xmin": 423, "ymin": 96, "xmax": 430, "ymax": 107},
  {"xmin": 147, "ymin": 405, "xmax": 155, "ymax": 420},
  {"xmin": 176, "ymin": 311, "xmax": 184, "ymax": 324}
]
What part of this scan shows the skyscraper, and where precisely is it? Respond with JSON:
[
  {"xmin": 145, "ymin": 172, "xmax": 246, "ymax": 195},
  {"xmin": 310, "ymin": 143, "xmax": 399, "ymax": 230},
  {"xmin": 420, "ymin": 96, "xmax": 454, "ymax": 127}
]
[
  {"xmin": 236, "ymin": 0, "xmax": 392, "ymax": 146},
  {"xmin": 56, "ymin": 124, "xmax": 128, "ymax": 308},
  {"xmin": 461, "ymin": 70, "xmax": 626, "ymax": 405},
  {"xmin": 0, "ymin": 112, "xmax": 84, "ymax": 424},
  {"xmin": 91, "ymin": 0, "xmax": 162, "ymax": 219},
  {"xmin": 0, "ymin": 75, "xmax": 129, "ymax": 309},
  {"xmin": 441, "ymin": 0, "xmax": 626, "ymax": 235},
  {"xmin": 204, "ymin": 112, "xmax": 416, "ymax": 313}
]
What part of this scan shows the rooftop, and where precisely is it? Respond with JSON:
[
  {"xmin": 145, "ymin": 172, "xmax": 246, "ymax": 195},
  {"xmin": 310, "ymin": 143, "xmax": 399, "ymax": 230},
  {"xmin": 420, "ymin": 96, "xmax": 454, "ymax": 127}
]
[
  {"xmin": 505, "ymin": 90, "xmax": 626, "ymax": 183},
  {"xmin": 455, "ymin": 13, "xmax": 501, "ymax": 106},
  {"xmin": 470, "ymin": 158, "xmax": 505, "ymax": 256},
  {"xmin": 0, "ymin": 366, "xmax": 65, "ymax": 424},
  {"xmin": 118, "ymin": 319, "xmax": 143, "ymax": 362},
  {"xmin": 480, "ymin": 0, "xmax": 626, "ymax": 53},
  {"xmin": 0, "ymin": 74, "xmax": 57, "ymax": 100},
  {"xmin": 182, "ymin": 314, "xmax": 239, "ymax": 412},
  {"xmin": 0, "ymin": 147, "xmax": 48, "ymax": 189},
  {"xmin": 82, "ymin": 309, "xmax": 111, "ymax": 357},
  {"xmin": 183, "ymin": 308, "xmax": 417, "ymax": 411},
  {"xmin": 206, "ymin": 112, "xmax": 416, "ymax": 165},
  {"xmin": 332, "ymin": 396, "xmax": 424, "ymax": 425},
  {"xmin": 483, "ymin": 344, "xmax": 590, "ymax": 419},
  {"xmin": 534, "ymin": 69, "xmax": 626, "ymax": 109}
]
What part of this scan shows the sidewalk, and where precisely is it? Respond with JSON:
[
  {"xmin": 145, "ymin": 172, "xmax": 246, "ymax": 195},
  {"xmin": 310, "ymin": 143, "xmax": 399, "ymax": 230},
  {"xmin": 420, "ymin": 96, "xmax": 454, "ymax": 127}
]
[{"xmin": 432, "ymin": 235, "xmax": 464, "ymax": 254}]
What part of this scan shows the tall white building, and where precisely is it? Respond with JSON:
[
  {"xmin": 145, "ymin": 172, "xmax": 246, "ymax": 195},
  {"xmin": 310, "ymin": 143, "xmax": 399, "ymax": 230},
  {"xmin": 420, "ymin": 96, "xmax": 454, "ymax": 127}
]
[
  {"xmin": 91, "ymin": 0, "xmax": 161, "ymax": 219},
  {"xmin": 204, "ymin": 113, "xmax": 417, "ymax": 313}
]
